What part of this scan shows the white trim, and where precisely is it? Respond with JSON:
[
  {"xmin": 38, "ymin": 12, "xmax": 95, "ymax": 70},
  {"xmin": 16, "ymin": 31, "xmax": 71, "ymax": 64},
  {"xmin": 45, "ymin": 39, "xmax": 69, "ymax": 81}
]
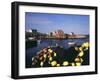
[{"xmin": 19, "ymin": 5, "xmax": 95, "ymax": 76}]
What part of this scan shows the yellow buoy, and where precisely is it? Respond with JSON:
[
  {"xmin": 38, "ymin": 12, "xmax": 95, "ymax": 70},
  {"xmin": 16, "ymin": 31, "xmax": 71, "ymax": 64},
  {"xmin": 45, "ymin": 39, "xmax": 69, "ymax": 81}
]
[
  {"xmin": 51, "ymin": 61, "xmax": 57, "ymax": 66},
  {"xmin": 75, "ymin": 58, "xmax": 80, "ymax": 62},
  {"xmin": 71, "ymin": 63, "xmax": 75, "ymax": 66},
  {"xmin": 84, "ymin": 42, "xmax": 89, "ymax": 48},
  {"xmin": 49, "ymin": 57, "xmax": 52, "ymax": 61},
  {"xmin": 48, "ymin": 49, "xmax": 53, "ymax": 53},
  {"xmin": 63, "ymin": 61, "xmax": 69, "ymax": 66},
  {"xmin": 82, "ymin": 43, "xmax": 85, "ymax": 48},
  {"xmin": 78, "ymin": 51, "xmax": 84, "ymax": 57},
  {"xmin": 54, "ymin": 52, "xmax": 57, "ymax": 57},
  {"xmin": 40, "ymin": 61, "xmax": 44, "ymax": 67},
  {"xmin": 57, "ymin": 64, "xmax": 60, "ymax": 67},
  {"xmin": 82, "ymin": 42, "xmax": 89, "ymax": 48},
  {"xmin": 43, "ymin": 54, "xmax": 47, "ymax": 58},
  {"xmin": 76, "ymin": 62, "xmax": 81, "ymax": 66},
  {"xmin": 79, "ymin": 47, "xmax": 83, "ymax": 51},
  {"xmin": 80, "ymin": 58, "xmax": 83, "ymax": 63}
]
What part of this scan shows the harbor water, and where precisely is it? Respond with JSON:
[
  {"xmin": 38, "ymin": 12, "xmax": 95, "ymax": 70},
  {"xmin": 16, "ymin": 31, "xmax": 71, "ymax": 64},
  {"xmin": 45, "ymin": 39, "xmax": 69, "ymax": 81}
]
[{"xmin": 26, "ymin": 38, "xmax": 89, "ymax": 68}]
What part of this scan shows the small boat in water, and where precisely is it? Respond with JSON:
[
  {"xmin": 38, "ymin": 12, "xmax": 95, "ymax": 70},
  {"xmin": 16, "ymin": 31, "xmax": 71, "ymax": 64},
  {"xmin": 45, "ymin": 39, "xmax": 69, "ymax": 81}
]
[{"xmin": 68, "ymin": 42, "xmax": 76, "ymax": 45}]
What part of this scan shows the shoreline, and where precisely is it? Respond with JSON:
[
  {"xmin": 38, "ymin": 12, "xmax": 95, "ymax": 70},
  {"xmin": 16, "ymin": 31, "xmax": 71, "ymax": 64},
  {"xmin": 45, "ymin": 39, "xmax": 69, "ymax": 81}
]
[{"xmin": 26, "ymin": 37, "xmax": 88, "ymax": 41}]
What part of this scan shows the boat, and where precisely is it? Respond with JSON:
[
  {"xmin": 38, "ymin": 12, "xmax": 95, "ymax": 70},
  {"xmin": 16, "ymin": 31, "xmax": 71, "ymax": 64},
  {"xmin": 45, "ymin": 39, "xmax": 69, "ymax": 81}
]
[{"xmin": 68, "ymin": 42, "xmax": 76, "ymax": 45}]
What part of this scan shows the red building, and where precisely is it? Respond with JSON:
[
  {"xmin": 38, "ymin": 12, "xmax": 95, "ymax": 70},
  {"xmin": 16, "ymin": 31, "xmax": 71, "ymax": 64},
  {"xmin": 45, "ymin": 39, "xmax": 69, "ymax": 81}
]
[{"xmin": 54, "ymin": 30, "xmax": 65, "ymax": 38}]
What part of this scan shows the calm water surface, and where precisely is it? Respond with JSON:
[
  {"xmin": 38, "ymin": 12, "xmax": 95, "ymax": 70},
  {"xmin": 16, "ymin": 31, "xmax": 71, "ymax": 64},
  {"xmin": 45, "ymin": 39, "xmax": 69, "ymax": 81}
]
[{"xmin": 26, "ymin": 38, "xmax": 89, "ymax": 68}]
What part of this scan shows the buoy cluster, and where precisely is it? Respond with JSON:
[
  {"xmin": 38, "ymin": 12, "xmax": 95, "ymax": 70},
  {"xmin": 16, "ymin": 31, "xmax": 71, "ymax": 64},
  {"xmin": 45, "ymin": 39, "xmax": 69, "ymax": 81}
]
[
  {"xmin": 31, "ymin": 42, "xmax": 89, "ymax": 67},
  {"xmin": 73, "ymin": 42, "xmax": 89, "ymax": 66}
]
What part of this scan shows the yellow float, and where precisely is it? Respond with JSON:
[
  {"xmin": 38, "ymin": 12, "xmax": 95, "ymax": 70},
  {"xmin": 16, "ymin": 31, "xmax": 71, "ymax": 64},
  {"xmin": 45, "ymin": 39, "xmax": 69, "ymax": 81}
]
[
  {"xmin": 43, "ymin": 54, "xmax": 47, "ymax": 58},
  {"xmin": 51, "ymin": 61, "xmax": 57, "ymax": 66},
  {"xmin": 63, "ymin": 61, "xmax": 69, "ymax": 66},
  {"xmin": 57, "ymin": 64, "xmax": 60, "ymax": 67},
  {"xmin": 79, "ymin": 47, "xmax": 83, "ymax": 51},
  {"xmin": 76, "ymin": 62, "xmax": 81, "ymax": 66},
  {"xmin": 48, "ymin": 49, "xmax": 53, "ymax": 53},
  {"xmin": 54, "ymin": 52, "xmax": 57, "ymax": 57},
  {"xmin": 40, "ymin": 61, "xmax": 44, "ymax": 67},
  {"xmin": 75, "ymin": 57, "xmax": 80, "ymax": 62},
  {"xmin": 78, "ymin": 51, "xmax": 84, "ymax": 57},
  {"xmin": 71, "ymin": 63, "xmax": 75, "ymax": 66},
  {"xmin": 49, "ymin": 57, "xmax": 52, "ymax": 61}
]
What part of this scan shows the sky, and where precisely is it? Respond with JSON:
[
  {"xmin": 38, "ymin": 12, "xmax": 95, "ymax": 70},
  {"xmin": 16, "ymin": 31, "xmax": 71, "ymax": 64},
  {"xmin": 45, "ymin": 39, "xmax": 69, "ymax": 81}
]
[{"xmin": 25, "ymin": 12, "xmax": 89, "ymax": 34}]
